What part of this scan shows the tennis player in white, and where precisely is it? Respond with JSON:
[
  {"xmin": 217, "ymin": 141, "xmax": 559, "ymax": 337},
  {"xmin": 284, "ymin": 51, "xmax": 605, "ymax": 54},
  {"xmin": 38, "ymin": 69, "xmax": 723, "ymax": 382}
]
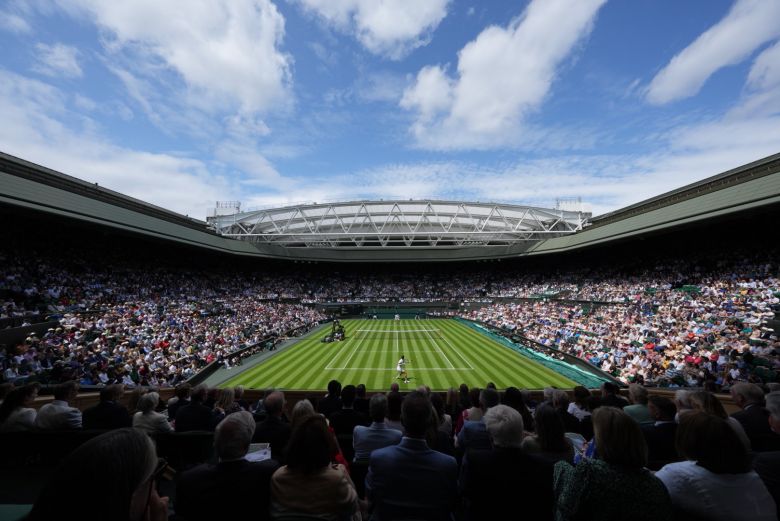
[{"xmin": 396, "ymin": 355, "xmax": 409, "ymax": 383}]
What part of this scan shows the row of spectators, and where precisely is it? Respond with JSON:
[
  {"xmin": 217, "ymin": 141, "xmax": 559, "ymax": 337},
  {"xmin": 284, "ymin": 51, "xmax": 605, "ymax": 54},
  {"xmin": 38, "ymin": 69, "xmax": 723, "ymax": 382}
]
[
  {"xmin": 7, "ymin": 379, "xmax": 780, "ymax": 520},
  {"xmin": 1, "ymin": 246, "xmax": 778, "ymax": 388}
]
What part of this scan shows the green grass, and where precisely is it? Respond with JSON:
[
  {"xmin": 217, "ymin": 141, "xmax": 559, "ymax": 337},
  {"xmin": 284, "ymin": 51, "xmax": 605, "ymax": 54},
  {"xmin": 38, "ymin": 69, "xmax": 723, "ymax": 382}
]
[{"xmin": 222, "ymin": 319, "xmax": 576, "ymax": 391}]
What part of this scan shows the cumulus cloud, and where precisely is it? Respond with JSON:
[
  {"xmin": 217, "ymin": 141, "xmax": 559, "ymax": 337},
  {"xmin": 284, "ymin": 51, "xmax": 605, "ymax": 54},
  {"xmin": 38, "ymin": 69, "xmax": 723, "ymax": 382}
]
[
  {"xmin": 400, "ymin": 0, "xmax": 607, "ymax": 150},
  {"xmin": 293, "ymin": 0, "xmax": 450, "ymax": 60},
  {"xmin": 32, "ymin": 43, "xmax": 83, "ymax": 78},
  {"xmin": 58, "ymin": 0, "xmax": 293, "ymax": 113},
  {"xmin": 646, "ymin": 0, "xmax": 780, "ymax": 105}
]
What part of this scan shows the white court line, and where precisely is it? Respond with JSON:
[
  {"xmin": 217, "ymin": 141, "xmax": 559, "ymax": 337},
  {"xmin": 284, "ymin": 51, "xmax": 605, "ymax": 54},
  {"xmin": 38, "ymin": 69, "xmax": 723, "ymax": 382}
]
[
  {"xmin": 325, "ymin": 322, "xmax": 367, "ymax": 368},
  {"xmin": 423, "ymin": 328, "xmax": 456, "ymax": 369},
  {"xmin": 437, "ymin": 327, "xmax": 476, "ymax": 370},
  {"xmin": 341, "ymin": 322, "xmax": 371, "ymax": 368}
]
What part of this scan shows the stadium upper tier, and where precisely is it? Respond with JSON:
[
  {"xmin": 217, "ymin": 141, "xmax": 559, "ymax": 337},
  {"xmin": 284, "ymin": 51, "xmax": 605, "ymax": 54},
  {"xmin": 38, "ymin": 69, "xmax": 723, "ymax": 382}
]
[{"xmin": 206, "ymin": 200, "xmax": 589, "ymax": 248}]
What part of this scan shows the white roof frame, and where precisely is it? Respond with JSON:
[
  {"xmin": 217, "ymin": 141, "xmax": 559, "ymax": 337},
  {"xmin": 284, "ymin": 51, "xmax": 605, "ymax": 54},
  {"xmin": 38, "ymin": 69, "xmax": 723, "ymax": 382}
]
[{"xmin": 207, "ymin": 200, "xmax": 589, "ymax": 249}]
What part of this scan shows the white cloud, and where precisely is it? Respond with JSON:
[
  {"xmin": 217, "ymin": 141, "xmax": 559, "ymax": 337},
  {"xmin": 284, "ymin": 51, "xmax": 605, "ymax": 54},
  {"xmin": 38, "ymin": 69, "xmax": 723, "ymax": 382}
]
[
  {"xmin": 32, "ymin": 43, "xmax": 83, "ymax": 78},
  {"xmin": 59, "ymin": 0, "xmax": 292, "ymax": 113},
  {"xmin": 294, "ymin": 0, "xmax": 450, "ymax": 60},
  {"xmin": 646, "ymin": 0, "xmax": 780, "ymax": 105},
  {"xmin": 0, "ymin": 11, "xmax": 31, "ymax": 33},
  {"xmin": 0, "ymin": 69, "xmax": 237, "ymax": 218},
  {"xmin": 400, "ymin": 0, "xmax": 607, "ymax": 150}
]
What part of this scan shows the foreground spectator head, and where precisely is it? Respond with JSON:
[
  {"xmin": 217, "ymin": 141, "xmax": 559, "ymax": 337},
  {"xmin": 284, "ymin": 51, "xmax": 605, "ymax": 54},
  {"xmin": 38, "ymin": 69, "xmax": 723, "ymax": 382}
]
[
  {"xmin": 647, "ymin": 396, "xmax": 676, "ymax": 422},
  {"xmin": 137, "ymin": 392, "xmax": 160, "ymax": 414},
  {"xmin": 552, "ymin": 390, "xmax": 570, "ymax": 410},
  {"xmin": 628, "ymin": 384, "xmax": 648, "ymax": 405},
  {"xmin": 592, "ymin": 407, "xmax": 648, "ymax": 469},
  {"xmin": 285, "ymin": 414, "xmax": 332, "ymax": 473},
  {"xmin": 673, "ymin": 390, "xmax": 692, "ymax": 412},
  {"xmin": 215, "ymin": 411, "xmax": 256, "ymax": 460},
  {"xmin": 175, "ymin": 383, "xmax": 192, "ymax": 401},
  {"xmin": 28, "ymin": 428, "xmax": 166, "ymax": 521},
  {"xmin": 340, "ymin": 385, "xmax": 356, "ymax": 407},
  {"xmin": 401, "ymin": 391, "xmax": 432, "ymax": 438},
  {"xmin": 327, "ymin": 379, "xmax": 342, "ymax": 397},
  {"xmin": 356, "ymin": 384, "xmax": 366, "ymax": 399},
  {"xmin": 100, "ymin": 384, "xmax": 124, "ymax": 403},
  {"xmin": 766, "ymin": 392, "xmax": 780, "ymax": 434},
  {"xmin": 290, "ymin": 398, "xmax": 316, "ymax": 432},
  {"xmin": 601, "ymin": 382, "xmax": 619, "ymax": 397},
  {"xmin": 386, "ymin": 391, "xmax": 403, "ymax": 421},
  {"xmin": 533, "ymin": 404, "xmax": 569, "ymax": 452},
  {"xmin": 191, "ymin": 384, "xmax": 208, "ymax": 402},
  {"xmin": 572, "ymin": 386, "xmax": 591, "ymax": 407},
  {"xmin": 54, "ymin": 380, "xmax": 79, "ymax": 402},
  {"xmin": 369, "ymin": 394, "xmax": 388, "ymax": 423},
  {"xmin": 0, "ymin": 382, "xmax": 14, "ymax": 402},
  {"xmin": 675, "ymin": 411, "xmax": 750, "ymax": 473},
  {"xmin": 688, "ymin": 391, "xmax": 729, "ymax": 420},
  {"xmin": 730, "ymin": 383, "xmax": 765, "ymax": 409},
  {"xmin": 0, "ymin": 383, "xmax": 39, "ymax": 424},
  {"xmin": 484, "ymin": 404, "xmax": 524, "ymax": 448},
  {"xmin": 389, "ymin": 382, "xmax": 400, "ymax": 393},
  {"xmin": 264, "ymin": 391, "xmax": 286, "ymax": 417},
  {"xmin": 216, "ymin": 388, "xmax": 235, "ymax": 412},
  {"xmin": 479, "ymin": 388, "xmax": 500, "ymax": 410}
]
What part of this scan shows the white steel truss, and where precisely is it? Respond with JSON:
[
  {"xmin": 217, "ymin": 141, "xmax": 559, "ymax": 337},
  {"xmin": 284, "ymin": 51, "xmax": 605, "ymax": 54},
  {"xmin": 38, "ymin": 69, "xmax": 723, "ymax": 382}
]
[{"xmin": 207, "ymin": 200, "xmax": 589, "ymax": 248}]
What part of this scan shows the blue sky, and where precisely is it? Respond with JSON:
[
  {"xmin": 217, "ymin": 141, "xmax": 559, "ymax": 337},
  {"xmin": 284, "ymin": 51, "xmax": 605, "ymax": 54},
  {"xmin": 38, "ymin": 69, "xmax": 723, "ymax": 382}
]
[{"xmin": 1, "ymin": 0, "xmax": 779, "ymax": 218}]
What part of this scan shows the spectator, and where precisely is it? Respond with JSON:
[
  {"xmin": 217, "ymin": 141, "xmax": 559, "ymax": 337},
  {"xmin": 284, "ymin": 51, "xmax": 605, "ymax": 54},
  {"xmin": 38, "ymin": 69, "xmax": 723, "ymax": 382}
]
[
  {"xmin": 253, "ymin": 391, "xmax": 291, "ymax": 464},
  {"xmin": 318, "ymin": 379, "xmax": 343, "ymax": 418},
  {"xmin": 36, "ymin": 381, "xmax": 82, "ymax": 430},
  {"xmin": 27, "ymin": 428, "xmax": 169, "ymax": 521},
  {"xmin": 384, "ymin": 391, "xmax": 403, "ymax": 433},
  {"xmin": 430, "ymin": 392, "xmax": 453, "ymax": 437},
  {"xmin": 567, "ymin": 386, "xmax": 591, "ymax": 422},
  {"xmin": 214, "ymin": 387, "xmax": 241, "ymax": 416},
  {"xmin": 133, "ymin": 392, "xmax": 173, "ymax": 435},
  {"xmin": 175, "ymin": 385, "xmax": 219, "ymax": 432},
  {"xmin": 329, "ymin": 385, "xmax": 370, "ymax": 461},
  {"xmin": 176, "ymin": 411, "xmax": 279, "ymax": 521},
  {"xmin": 455, "ymin": 387, "xmax": 483, "ymax": 434},
  {"xmin": 270, "ymin": 414, "xmax": 361, "ymax": 520},
  {"xmin": 688, "ymin": 390, "xmax": 750, "ymax": 449},
  {"xmin": 0, "ymin": 382, "xmax": 13, "ymax": 406},
  {"xmin": 600, "ymin": 382, "xmax": 628, "ymax": 409},
  {"xmin": 754, "ymin": 391, "xmax": 780, "ymax": 518},
  {"xmin": 354, "ymin": 384, "xmax": 369, "ymax": 415},
  {"xmin": 82, "ymin": 384, "xmax": 131, "ymax": 430},
  {"xmin": 502, "ymin": 386, "xmax": 535, "ymax": 432},
  {"xmin": 522, "ymin": 404, "xmax": 574, "ymax": 464},
  {"xmin": 656, "ymin": 411, "xmax": 776, "ymax": 521},
  {"xmin": 353, "ymin": 394, "xmax": 402, "ymax": 462},
  {"xmin": 366, "ymin": 391, "xmax": 458, "ymax": 521},
  {"xmin": 623, "ymin": 384, "xmax": 652, "ymax": 425},
  {"xmin": 167, "ymin": 383, "xmax": 192, "ymax": 421},
  {"xmin": 456, "ymin": 387, "xmax": 499, "ymax": 452},
  {"xmin": 641, "ymin": 396, "xmax": 679, "ymax": 471},
  {"xmin": 552, "ymin": 390, "xmax": 581, "ymax": 434},
  {"xmin": 554, "ymin": 407, "xmax": 673, "ymax": 521},
  {"xmin": 459, "ymin": 404, "xmax": 554, "ymax": 521},
  {"xmin": 0, "ymin": 382, "xmax": 39, "ymax": 432},
  {"xmin": 730, "ymin": 383, "xmax": 780, "ymax": 452}
]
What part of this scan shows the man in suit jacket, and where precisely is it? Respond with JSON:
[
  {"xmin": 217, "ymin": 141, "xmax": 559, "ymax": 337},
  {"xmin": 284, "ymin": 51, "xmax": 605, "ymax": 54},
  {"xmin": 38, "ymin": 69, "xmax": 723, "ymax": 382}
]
[
  {"xmin": 36, "ymin": 381, "xmax": 82, "ymax": 430},
  {"xmin": 731, "ymin": 383, "xmax": 780, "ymax": 452},
  {"xmin": 459, "ymin": 405, "xmax": 554, "ymax": 521},
  {"xmin": 329, "ymin": 385, "xmax": 370, "ymax": 461},
  {"xmin": 641, "ymin": 395, "xmax": 679, "ymax": 470},
  {"xmin": 177, "ymin": 411, "xmax": 279, "ymax": 521},
  {"xmin": 175, "ymin": 385, "xmax": 219, "ymax": 432},
  {"xmin": 754, "ymin": 391, "xmax": 780, "ymax": 519},
  {"xmin": 82, "ymin": 384, "xmax": 131, "ymax": 430},
  {"xmin": 353, "ymin": 393, "xmax": 402, "ymax": 462},
  {"xmin": 354, "ymin": 384, "xmax": 370, "ymax": 416},
  {"xmin": 367, "ymin": 391, "xmax": 458, "ymax": 521},
  {"xmin": 253, "ymin": 391, "xmax": 291, "ymax": 463},
  {"xmin": 167, "ymin": 383, "xmax": 192, "ymax": 421},
  {"xmin": 600, "ymin": 382, "xmax": 629, "ymax": 409}
]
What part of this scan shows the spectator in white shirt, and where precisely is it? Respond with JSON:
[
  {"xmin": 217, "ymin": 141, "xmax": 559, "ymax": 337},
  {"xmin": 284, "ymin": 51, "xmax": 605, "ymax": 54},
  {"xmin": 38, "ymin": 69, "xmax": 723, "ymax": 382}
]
[
  {"xmin": 0, "ymin": 383, "xmax": 40, "ymax": 432},
  {"xmin": 36, "ymin": 381, "xmax": 82, "ymax": 430}
]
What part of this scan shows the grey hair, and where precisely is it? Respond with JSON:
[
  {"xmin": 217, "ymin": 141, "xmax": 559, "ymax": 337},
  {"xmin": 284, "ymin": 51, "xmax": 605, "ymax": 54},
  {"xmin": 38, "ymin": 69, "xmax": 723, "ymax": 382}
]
[
  {"xmin": 628, "ymin": 384, "xmax": 648, "ymax": 405},
  {"xmin": 215, "ymin": 411, "xmax": 256, "ymax": 460},
  {"xmin": 552, "ymin": 389, "xmax": 570, "ymax": 408},
  {"xmin": 484, "ymin": 404, "xmax": 524, "ymax": 448},
  {"xmin": 731, "ymin": 383, "xmax": 765, "ymax": 405},
  {"xmin": 766, "ymin": 392, "xmax": 780, "ymax": 420},
  {"xmin": 137, "ymin": 392, "xmax": 159, "ymax": 414},
  {"xmin": 674, "ymin": 390, "xmax": 692, "ymax": 410}
]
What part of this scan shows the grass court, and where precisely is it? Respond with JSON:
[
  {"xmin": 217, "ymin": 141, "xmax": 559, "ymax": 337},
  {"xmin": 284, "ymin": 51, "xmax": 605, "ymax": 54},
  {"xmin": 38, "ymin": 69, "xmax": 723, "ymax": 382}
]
[{"xmin": 222, "ymin": 318, "xmax": 575, "ymax": 391}]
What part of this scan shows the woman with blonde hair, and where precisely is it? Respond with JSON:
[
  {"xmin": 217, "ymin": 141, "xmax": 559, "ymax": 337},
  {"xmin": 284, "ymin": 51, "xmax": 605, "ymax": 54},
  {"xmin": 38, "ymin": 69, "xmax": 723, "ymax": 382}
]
[{"xmin": 554, "ymin": 407, "xmax": 672, "ymax": 521}]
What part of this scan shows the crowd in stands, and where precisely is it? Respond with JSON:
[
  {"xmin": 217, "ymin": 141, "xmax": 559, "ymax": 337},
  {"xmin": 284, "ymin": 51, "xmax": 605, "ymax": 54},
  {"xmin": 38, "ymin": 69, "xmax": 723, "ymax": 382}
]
[
  {"xmin": 2, "ymin": 379, "xmax": 779, "ymax": 520},
  {"xmin": 2, "ymin": 247, "xmax": 778, "ymax": 389}
]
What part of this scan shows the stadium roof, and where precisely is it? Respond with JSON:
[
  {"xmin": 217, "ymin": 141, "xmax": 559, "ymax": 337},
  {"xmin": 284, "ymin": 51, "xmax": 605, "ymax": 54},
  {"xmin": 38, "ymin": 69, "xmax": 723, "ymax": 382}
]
[
  {"xmin": 206, "ymin": 201, "xmax": 589, "ymax": 248},
  {"xmin": 1, "ymin": 150, "xmax": 780, "ymax": 262}
]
